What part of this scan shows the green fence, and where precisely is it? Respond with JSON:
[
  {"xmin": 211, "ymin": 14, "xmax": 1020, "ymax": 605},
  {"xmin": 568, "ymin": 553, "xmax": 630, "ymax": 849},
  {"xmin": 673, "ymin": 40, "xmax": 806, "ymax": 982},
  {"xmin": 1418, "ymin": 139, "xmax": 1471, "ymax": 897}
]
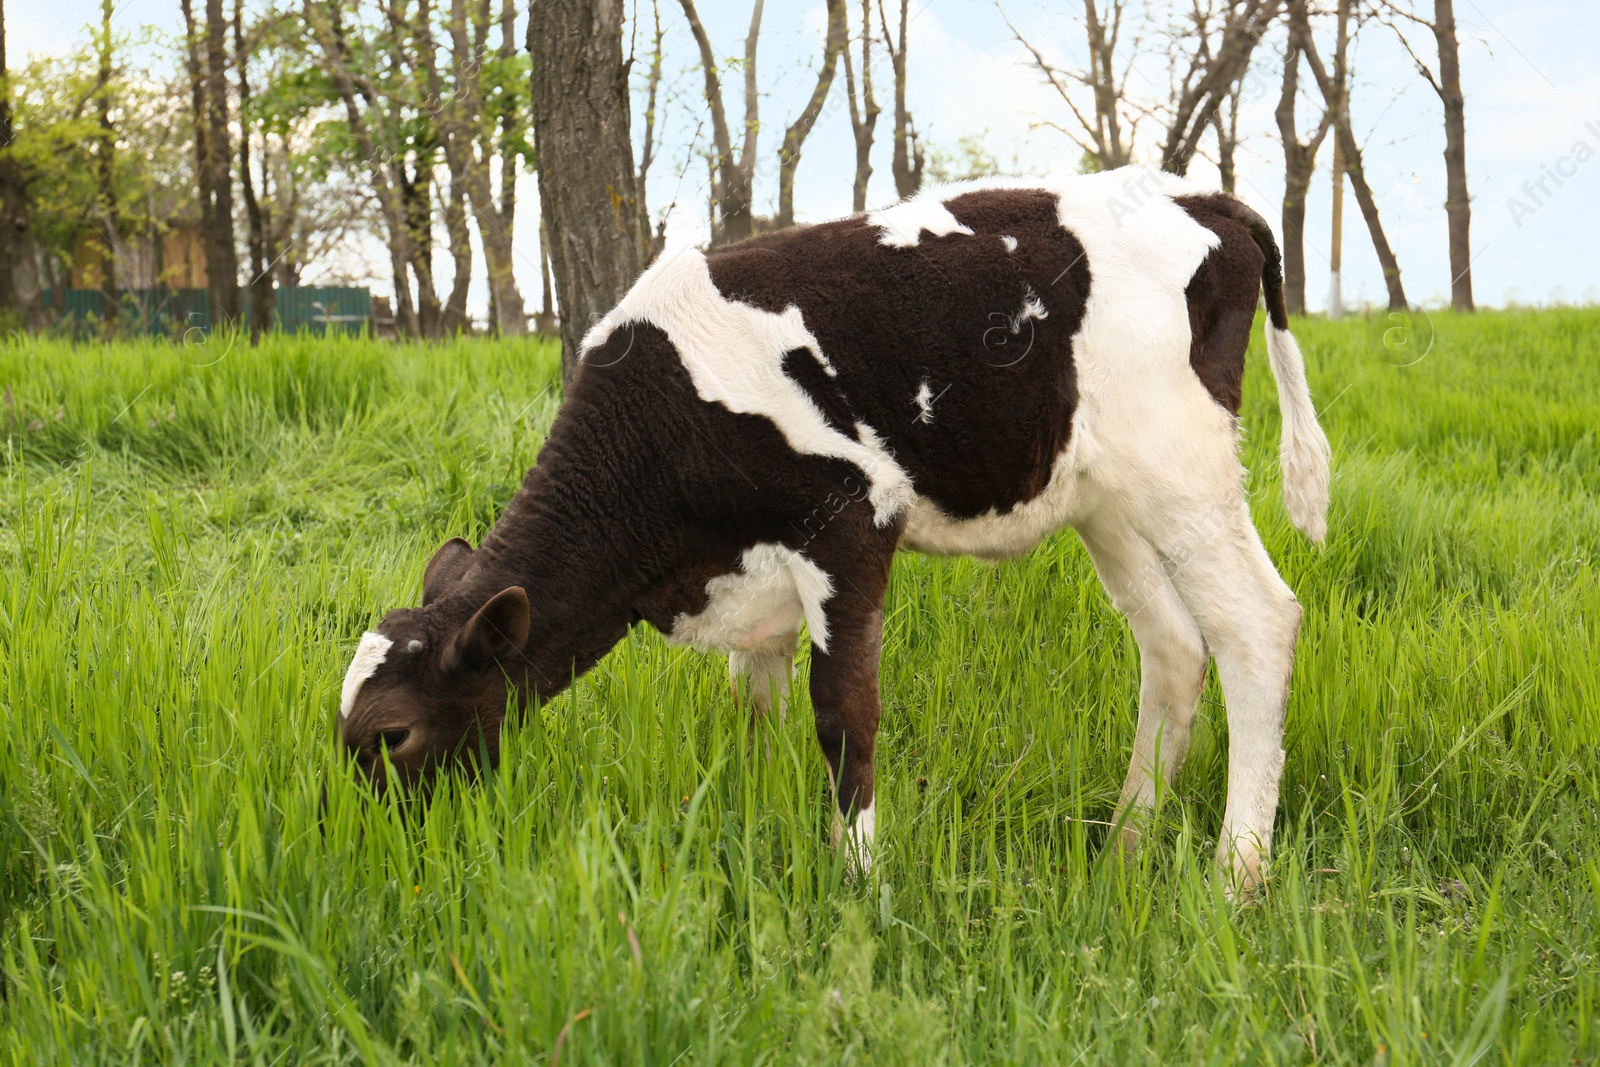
[{"xmin": 40, "ymin": 287, "xmax": 373, "ymax": 337}]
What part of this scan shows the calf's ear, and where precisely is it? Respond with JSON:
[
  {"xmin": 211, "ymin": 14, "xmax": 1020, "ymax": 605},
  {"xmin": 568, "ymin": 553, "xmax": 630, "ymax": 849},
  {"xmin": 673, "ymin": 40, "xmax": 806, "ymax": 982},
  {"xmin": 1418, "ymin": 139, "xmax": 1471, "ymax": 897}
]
[
  {"xmin": 423, "ymin": 537, "xmax": 475, "ymax": 604},
  {"xmin": 448, "ymin": 587, "xmax": 530, "ymax": 673}
]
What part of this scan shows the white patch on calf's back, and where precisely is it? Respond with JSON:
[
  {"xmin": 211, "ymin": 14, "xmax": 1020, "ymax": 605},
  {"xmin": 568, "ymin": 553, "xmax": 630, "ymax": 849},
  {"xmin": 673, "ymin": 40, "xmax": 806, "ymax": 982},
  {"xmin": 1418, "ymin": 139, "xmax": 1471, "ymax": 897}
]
[
  {"xmin": 341, "ymin": 632, "xmax": 393, "ymax": 718},
  {"xmin": 867, "ymin": 194, "xmax": 975, "ymax": 247},
  {"xmin": 579, "ymin": 250, "xmax": 913, "ymax": 525},
  {"xmin": 1049, "ymin": 167, "xmax": 1239, "ymax": 511},
  {"xmin": 1000, "ymin": 235, "xmax": 1018, "ymax": 253},
  {"xmin": 669, "ymin": 543, "xmax": 835, "ymax": 653}
]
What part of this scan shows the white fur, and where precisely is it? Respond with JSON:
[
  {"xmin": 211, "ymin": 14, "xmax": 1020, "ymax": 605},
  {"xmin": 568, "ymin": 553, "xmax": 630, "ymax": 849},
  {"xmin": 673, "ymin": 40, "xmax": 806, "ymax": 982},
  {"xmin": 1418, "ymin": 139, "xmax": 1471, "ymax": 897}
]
[
  {"xmin": 913, "ymin": 380, "xmax": 935, "ymax": 424},
  {"xmin": 340, "ymin": 632, "xmax": 393, "ymax": 719},
  {"xmin": 867, "ymin": 195, "xmax": 974, "ymax": 247},
  {"xmin": 1012, "ymin": 287, "xmax": 1049, "ymax": 332},
  {"xmin": 834, "ymin": 799, "xmax": 876, "ymax": 874},
  {"xmin": 1000, "ymin": 235, "xmax": 1018, "ymax": 253},
  {"xmin": 581, "ymin": 250, "xmax": 913, "ymax": 525},
  {"xmin": 1267, "ymin": 325, "xmax": 1332, "ymax": 542},
  {"xmin": 728, "ymin": 633, "xmax": 796, "ymax": 718},
  {"xmin": 669, "ymin": 542, "xmax": 835, "ymax": 653}
]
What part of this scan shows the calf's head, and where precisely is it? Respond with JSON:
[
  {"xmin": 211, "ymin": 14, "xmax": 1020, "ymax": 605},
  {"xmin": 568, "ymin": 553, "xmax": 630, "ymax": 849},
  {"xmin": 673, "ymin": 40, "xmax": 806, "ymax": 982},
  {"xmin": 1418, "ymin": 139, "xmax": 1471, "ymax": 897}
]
[{"xmin": 337, "ymin": 538, "xmax": 530, "ymax": 795}]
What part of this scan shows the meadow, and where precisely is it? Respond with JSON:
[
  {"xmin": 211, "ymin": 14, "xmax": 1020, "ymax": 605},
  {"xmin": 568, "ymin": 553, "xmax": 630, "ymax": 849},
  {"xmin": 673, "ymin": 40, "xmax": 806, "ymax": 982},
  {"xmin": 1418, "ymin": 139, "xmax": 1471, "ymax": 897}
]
[{"xmin": 1, "ymin": 308, "xmax": 1597, "ymax": 1064}]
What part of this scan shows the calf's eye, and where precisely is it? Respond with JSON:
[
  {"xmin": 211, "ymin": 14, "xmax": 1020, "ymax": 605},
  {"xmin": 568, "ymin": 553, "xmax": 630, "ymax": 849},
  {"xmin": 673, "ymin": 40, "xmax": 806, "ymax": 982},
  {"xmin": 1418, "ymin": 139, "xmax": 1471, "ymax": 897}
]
[{"xmin": 375, "ymin": 729, "xmax": 410, "ymax": 753}]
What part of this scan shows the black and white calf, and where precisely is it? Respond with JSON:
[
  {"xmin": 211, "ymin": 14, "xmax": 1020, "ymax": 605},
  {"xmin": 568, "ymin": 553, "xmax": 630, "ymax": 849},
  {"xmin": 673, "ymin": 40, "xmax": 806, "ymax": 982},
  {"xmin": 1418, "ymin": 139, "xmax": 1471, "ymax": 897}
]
[{"xmin": 338, "ymin": 166, "xmax": 1331, "ymax": 889}]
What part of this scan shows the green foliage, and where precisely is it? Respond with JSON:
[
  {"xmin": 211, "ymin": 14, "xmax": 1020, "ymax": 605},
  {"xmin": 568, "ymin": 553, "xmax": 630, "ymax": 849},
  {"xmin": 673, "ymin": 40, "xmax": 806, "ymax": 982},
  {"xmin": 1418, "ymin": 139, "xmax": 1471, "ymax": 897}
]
[
  {"xmin": 2, "ymin": 310, "xmax": 1599, "ymax": 1062},
  {"xmin": 7, "ymin": 26, "xmax": 195, "ymax": 282}
]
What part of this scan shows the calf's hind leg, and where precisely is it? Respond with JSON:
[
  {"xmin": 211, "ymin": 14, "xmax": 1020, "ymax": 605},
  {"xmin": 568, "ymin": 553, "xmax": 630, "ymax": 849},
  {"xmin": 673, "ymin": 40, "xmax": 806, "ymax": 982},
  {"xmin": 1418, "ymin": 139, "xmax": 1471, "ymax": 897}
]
[
  {"xmin": 1075, "ymin": 515, "xmax": 1210, "ymax": 853},
  {"xmin": 1149, "ymin": 499, "xmax": 1303, "ymax": 891}
]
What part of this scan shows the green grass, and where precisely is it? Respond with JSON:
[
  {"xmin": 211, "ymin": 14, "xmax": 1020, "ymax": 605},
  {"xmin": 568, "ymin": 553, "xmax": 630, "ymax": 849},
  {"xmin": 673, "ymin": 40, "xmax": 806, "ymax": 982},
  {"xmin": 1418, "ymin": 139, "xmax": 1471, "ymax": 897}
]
[{"xmin": 1, "ymin": 309, "xmax": 1598, "ymax": 1064}]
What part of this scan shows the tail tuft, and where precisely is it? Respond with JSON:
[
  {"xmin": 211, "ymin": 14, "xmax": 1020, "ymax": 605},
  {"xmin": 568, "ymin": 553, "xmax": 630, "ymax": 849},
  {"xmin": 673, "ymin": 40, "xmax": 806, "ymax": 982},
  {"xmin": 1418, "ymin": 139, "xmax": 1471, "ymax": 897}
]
[{"xmin": 1265, "ymin": 324, "xmax": 1332, "ymax": 542}]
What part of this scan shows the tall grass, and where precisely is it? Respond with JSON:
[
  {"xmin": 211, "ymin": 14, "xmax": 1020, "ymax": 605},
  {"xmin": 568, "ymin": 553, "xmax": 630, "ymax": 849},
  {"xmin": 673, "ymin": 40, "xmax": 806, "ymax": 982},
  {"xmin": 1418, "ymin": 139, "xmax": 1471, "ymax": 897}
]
[{"xmin": 1, "ymin": 310, "xmax": 1597, "ymax": 1063}]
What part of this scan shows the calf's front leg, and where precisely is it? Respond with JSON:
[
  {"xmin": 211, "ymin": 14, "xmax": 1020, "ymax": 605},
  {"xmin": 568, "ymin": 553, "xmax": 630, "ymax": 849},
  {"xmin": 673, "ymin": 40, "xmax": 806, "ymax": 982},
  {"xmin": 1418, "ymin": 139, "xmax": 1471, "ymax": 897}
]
[
  {"xmin": 807, "ymin": 534, "xmax": 896, "ymax": 874},
  {"xmin": 810, "ymin": 604, "xmax": 884, "ymax": 873}
]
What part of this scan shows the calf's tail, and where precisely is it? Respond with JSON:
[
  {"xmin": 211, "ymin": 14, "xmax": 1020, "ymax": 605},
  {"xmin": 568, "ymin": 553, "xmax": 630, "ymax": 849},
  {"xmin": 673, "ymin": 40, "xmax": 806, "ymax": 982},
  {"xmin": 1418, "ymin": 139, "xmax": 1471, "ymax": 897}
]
[{"xmin": 1231, "ymin": 203, "xmax": 1333, "ymax": 544}]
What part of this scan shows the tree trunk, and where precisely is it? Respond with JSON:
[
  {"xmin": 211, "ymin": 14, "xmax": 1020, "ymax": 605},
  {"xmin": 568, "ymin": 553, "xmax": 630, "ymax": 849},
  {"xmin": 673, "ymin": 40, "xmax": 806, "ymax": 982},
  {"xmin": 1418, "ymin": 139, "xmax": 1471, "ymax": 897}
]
[
  {"xmin": 420, "ymin": 0, "xmax": 471, "ymax": 336},
  {"xmin": 1212, "ymin": 81, "xmax": 1241, "ymax": 193},
  {"xmin": 1275, "ymin": 32, "xmax": 1332, "ymax": 316},
  {"xmin": 0, "ymin": 0, "xmax": 9, "ymax": 313},
  {"xmin": 204, "ymin": 0, "xmax": 240, "ymax": 327},
  {"xmin": 0, "ymin": 0, "xmax": 35, "ymax": 322},
  {"xmin": 535, "ymin": 216, "xmax": 557, "ymax": 336},
  {"xmin": 451, "ymin": 0, "xmax": 525, "ymax": 335},
  {"xmin": 1295, "ymin": 0, "xmax": 1407, "ymax": 310},
  {"xmin": 529, "ymin": 0, "xmax": 646, "ymax": 388},
  {"xmin": 235, "ymin": 1, "xmax": 275, "ymax": 341},
  {"xmin": 401, "ymin": 157, "xmax": 442, "ymax": 338},
  {"xmin": 95, "ymin": 0, "xmax": 117, "ymax": 327},
  {"xmin": 680, "ymin": 0, "xmax": 762, "ymax": 244},
  {"xmin": 1433, "ymin": 0, "xmax": 1472, "ymax": 310},
  {"xmin": 842, "ymin": 0, "xmax": 878, "ymax": 212},
  {"xmin": 777, "ymin": 0, "xmax": 845, "ymax": 228},
  {"xmin": 635, "ymin": 0, "xmax": 665, "ymax": 253},
  {"xmin": 180, "ymin": 0, "xmax": 215, "ymax": 328},
  {"xmin": 491, "ymin": 0, "xmax": 528, "ymax": 334},
  {"xmin": 881, "ymin": 0, "xmax": 922, "ymax": 198},
  {"xmin": 471, "ymin": 182, "xmax": 526, "ymax": 336},
  {"xmin": 440, "ymin": 169, "xmax": 473, "ymax": 335}
]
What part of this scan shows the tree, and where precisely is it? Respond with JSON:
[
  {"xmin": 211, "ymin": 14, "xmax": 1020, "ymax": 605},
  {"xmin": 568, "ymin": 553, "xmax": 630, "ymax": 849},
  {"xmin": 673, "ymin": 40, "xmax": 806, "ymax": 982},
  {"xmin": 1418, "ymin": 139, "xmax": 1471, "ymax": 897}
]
[
  {"xmin": 632, "ymin": 0, "xmax": 667, "ymax": 253},
  {"xmin": 1210, "ymin": 77, "xmax": 1243, "ymax": 192},
  {"xmin": 418, "ymin": 0, "xmax": 474, "ymax": 334},
  {"xmin": 305, "ymin": 0, "xmax": 427, "ymax": 336},
  {"xmin": 235, "ymin": 0, "xmax": 276, "ymax": 341},
  {"xmin": 245, "ymin": 9, "xmax": 371, "ymax": 295},
  {"xmin": 529, "ymin": 0, "xmax": 647, "ymax": 387},
  {"xmin": 449, "ymin": 0, "xmax": 529, "ymax": 335},
  {"xmin": 1006, "ymin": 0, "xmax": 1135, "ymax": 172},
  {"xmin": 840, "ymin": 0, "xmax": 877, "ymax": 211},
  {"xmin": 1158, "ymin": 0, "xmax": 1281, "ymax": 176},
  {"xmin": 94, "ymin": 0, "xmax": 119, "ymax": 324},
  {"xmin": 878, "ymin": 0, "xmax": 923, "ymax": 197},
  {"xmin": 630, "ymin": 0, "xmax": 668, "ymax": 255},
  {"xmin": 0, "ymin": 0, "xmax": 37, "ymax": 323},
  {"xmin": 1275, "ymin": 26, "xmax": 1333, "ymax": 314},
  {"xmin": 680, "ymin": 0, "xmax": 763, "ymax": 243},
  {"xmin": 204, "ymin": 0, "xmax": 241, "ymax": 326},
  {"xmin": 1379, "ymin": 0, "xmax": 1473, "ymax": 310},
  {"xmin": 181, "ymin": 0, "xmax": 242, "ymax": 329},
  {"xmin": 3, "ymin": 19, "xmax": 219, "ymax": 330},
  {"xmin": 1292, "ymin": 0, "xmax": 1408, "ymax": 309},
  {"xmin": 179, "ymin": 0, "xmax": 214, "ymax": 304},
  {"xmin": 776, "ymin": 0, "xmax": 845, "ymax": 228}
]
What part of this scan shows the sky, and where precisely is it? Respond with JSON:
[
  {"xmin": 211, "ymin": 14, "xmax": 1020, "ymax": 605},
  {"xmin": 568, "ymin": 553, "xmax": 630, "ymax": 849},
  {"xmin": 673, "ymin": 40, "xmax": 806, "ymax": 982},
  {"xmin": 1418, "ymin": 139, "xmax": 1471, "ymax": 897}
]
[{"xmin": 14, "ymin": 0, "xmax": 1600, "ymax": 317}]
